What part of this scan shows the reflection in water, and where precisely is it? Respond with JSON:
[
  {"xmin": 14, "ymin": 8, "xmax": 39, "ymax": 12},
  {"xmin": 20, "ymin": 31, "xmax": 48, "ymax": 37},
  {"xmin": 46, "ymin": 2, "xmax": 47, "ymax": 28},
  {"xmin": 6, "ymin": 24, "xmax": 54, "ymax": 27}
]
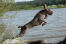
[{"xmin": 0, "ymin": 8, "xmax": 66, "ymax": 43}]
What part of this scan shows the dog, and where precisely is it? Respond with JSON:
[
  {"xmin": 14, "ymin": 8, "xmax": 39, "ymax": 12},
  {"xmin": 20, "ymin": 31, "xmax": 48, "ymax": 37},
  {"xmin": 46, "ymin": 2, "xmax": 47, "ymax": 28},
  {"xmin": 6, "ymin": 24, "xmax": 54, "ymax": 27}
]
[{"xmin": 15, "ymin": 4, "xmax": 53, "ymax": 38}]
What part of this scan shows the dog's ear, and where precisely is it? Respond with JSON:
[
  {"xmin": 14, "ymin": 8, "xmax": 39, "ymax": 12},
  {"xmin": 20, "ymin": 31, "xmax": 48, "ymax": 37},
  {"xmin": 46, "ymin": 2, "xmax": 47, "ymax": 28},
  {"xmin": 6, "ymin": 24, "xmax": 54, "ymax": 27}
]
[{"xmin": 44, "ymin": 4, "xmax": 49, "ymax": 11}]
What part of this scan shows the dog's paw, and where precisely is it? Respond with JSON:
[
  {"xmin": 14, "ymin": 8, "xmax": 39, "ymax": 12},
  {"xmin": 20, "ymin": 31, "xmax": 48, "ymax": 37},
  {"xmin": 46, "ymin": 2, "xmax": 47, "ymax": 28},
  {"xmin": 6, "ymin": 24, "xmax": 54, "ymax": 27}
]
[{"xmin": 42, "ymin": 22, "xmax": 47, "ymax": 26}]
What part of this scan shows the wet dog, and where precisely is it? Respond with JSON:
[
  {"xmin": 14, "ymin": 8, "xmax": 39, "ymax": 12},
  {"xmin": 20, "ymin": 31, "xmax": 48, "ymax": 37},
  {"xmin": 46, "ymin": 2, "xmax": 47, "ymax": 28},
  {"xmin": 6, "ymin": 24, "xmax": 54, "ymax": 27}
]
[{"xmin": 15, "ymin": 4, "xmax": 53, "ymax": 38}]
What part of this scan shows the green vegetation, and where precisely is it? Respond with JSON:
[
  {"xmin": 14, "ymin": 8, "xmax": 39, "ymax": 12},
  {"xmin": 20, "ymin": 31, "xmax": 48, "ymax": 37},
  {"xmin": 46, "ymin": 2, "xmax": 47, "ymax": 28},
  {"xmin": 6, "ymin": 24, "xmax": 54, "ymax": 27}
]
[
  {"xmin": 57, "ymin": 4, "xmax": 66, "ymax": 8},
  {"xmin": 0, "ymin": 0, "xmax": 66, "ymax": 15},
  {"xmin": 0, "ymin": 3, "xmax": 18, "ymax": 12},
  {"xmin": 0, "ymin": 0, "xmax": 18, "ymax": 17},
  {"xmin": 17, "ymin": 4, "xmax": 66, "ymax": 10},
  {"xmin": 16, "ymin": 0, "xmax": 66, "ymax": 10},
  {"xmin": 0, "ymin": 24, "xmax": 6, "ymax": 44},
  {"xmin": 0, "ymin": 24, "xmax": 6, "ymax": 35},
  {"xmin": 0, "ymin": 41, "xmax": 3, "ymax": 44},
  {"xmin": 0, "ymin": 14, "xmax": 3, "ymax": 17}
]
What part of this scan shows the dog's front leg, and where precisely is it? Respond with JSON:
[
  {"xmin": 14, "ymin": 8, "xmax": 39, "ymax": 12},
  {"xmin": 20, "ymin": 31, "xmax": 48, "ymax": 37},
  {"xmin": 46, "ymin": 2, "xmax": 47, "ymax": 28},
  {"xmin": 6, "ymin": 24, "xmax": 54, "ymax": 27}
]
[{"xmin": 42, "ymin": 21, "xmax": 47, "ymax": 26}]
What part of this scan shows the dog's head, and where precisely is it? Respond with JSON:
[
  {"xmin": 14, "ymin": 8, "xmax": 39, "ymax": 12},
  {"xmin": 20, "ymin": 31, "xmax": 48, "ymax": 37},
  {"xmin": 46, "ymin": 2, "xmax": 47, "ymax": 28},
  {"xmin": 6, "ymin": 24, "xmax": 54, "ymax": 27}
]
[{"xmin": 44, "ymin": 4, "xmax": 53, "ymax": 15}]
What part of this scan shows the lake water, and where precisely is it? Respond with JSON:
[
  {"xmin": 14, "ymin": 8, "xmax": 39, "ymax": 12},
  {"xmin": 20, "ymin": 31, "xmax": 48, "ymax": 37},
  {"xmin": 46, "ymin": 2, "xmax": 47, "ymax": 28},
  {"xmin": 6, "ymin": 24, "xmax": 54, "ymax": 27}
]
[{"xmin": 1, "ymin": 8, "xmax": 66, "ymax": 43}]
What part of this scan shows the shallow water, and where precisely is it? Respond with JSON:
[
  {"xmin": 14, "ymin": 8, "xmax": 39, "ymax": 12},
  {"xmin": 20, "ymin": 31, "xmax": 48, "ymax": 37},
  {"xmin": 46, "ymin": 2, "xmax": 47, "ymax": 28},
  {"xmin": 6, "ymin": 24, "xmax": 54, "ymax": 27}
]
[{"xmin": 1, "ymin": 8, "xmax": 66, "ymax": 43}]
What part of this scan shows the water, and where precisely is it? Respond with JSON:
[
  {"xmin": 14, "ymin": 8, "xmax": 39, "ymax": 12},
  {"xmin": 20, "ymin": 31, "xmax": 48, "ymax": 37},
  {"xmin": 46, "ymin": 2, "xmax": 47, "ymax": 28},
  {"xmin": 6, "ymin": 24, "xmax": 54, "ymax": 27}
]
[{"xmin": 1, "ymin": 8, "xmax": 66, "ymax": 43}]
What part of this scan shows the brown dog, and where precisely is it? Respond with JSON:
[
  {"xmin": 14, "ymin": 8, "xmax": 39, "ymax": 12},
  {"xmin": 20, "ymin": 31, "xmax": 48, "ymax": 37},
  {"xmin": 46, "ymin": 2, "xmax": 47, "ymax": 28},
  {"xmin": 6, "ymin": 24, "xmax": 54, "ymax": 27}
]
[{"xmin": 15, "ymin": 4, "xmax": 53, "ymax": 38}]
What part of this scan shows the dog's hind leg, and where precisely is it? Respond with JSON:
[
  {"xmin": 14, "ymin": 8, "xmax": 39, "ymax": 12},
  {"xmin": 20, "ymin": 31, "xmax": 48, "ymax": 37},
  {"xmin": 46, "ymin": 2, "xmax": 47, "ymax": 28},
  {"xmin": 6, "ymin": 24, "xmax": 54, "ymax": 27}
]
[{"xmin": 16, "ymin": 26, "xmax": 27, "ymax": 38}]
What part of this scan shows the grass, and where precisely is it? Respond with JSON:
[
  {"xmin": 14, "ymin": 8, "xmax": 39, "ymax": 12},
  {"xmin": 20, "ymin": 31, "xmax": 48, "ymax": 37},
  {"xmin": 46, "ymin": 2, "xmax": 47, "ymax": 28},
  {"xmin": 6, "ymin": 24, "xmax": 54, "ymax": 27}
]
[
  {"xmin": 5, "ymin": 15, "xmax": 16, "ymax": 19},
  {"xmin": 0, "ymin": 24, "xmax": 6, "ymax": 44},
  {"xmin": 48, "ymin": 5, "xmax": 57, "ymax": 9},
  {"xmin": 57, "ymin": 4, "xmax": 66, "ymax": 8},
  {"xmin": 0, "ymin": 24, "xmax": 6, "ymax": 35},
  {"xmin": 33, "ymin": 5, "xmax": 66, "ymax": 9},
  {"xmin": 16, "ymin": 4, "xmax": 66, "ymax": 10},
  {"xmin": 0, "ymin": 41, "xmax": 3, "ymax": 44},
  {"xmin": 0, "ymin": 14, "xmax": 3, "ymax": 17}
]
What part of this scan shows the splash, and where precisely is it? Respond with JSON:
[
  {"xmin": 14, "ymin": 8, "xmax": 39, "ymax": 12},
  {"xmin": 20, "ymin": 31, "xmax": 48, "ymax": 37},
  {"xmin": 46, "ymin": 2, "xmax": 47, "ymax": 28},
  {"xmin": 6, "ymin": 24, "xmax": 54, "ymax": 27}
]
[{"xmin": 1, "ymin": 23, "xmax": 20, "ymax": 41}]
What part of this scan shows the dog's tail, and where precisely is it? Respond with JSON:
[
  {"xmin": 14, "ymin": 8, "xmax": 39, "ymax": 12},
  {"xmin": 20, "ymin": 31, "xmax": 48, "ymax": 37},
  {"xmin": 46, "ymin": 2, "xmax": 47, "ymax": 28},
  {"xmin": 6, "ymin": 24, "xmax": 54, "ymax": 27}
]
[
  {"xmin": 18, "ymin": 26, "xmax": 22, "ymax": 28},
  {"xmin": 18, "ymin": 26, "xmax": 26, "ymax": 29}
]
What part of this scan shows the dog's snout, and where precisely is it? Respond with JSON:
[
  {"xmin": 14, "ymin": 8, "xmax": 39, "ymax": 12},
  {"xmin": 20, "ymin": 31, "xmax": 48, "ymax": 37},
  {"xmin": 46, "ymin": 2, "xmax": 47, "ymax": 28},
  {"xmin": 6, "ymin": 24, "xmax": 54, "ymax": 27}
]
[
  {"xmin": 51, "ymin": 11, "xmax": 53, "ymax": 15},
  {"xmin": 48, "ymin": 10, "xmax": 53, "ymax": 15}
]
